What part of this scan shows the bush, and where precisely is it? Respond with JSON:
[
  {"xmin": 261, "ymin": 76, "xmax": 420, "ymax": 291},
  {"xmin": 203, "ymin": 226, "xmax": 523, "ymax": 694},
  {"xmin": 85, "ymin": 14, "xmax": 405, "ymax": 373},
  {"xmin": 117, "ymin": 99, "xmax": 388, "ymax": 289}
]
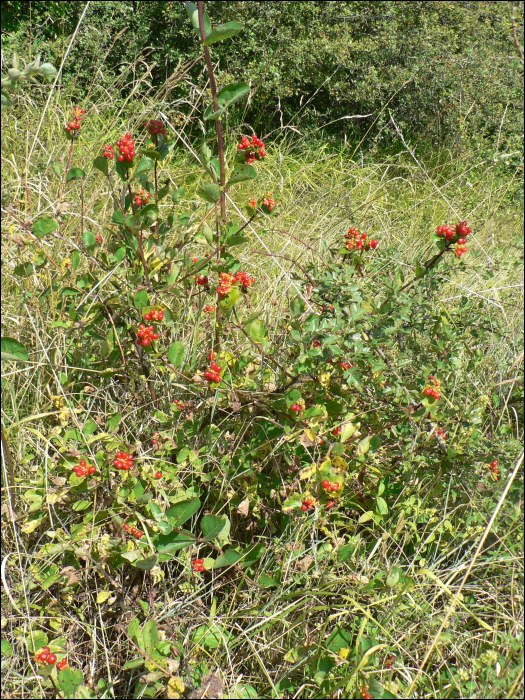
[{"xmin": 1, "ymin": 2, "xmax": 523, "ymax": 698}]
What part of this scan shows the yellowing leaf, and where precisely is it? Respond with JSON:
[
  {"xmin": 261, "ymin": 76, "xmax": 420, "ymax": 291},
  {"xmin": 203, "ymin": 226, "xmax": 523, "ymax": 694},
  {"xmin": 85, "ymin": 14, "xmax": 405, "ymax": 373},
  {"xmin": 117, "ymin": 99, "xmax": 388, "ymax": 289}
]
[
  {"xmin": 338, "ymin": 647, "xmax": 350, "ymax": 660},
  {"xmin": 167, "ymin": 677, "xmax": 186, "ymax": 699},
  {"xmin": 332, "ymin": 456, "xmax": 349, "ymax": 473},
  {"xmin": 21, "ymin": 518, "xmax": 43, "ymax": 534},
  {"xmin": 341, "ymin": 422, "xmax": 357, "ymax": 442},
  {"xmin": 358, "ymin": 511, "xmax": 374, "ymax": 523},
  {"xmin": 356, "ymin": 435, "xmax": 371, "ymax": 457},
  {"xmin": 299, "ymin": 463, "xmax": 319, "ymax": 480},
  {"xmin": 96, "ymin": 590, "xmax": 112, "ymax": 604}
]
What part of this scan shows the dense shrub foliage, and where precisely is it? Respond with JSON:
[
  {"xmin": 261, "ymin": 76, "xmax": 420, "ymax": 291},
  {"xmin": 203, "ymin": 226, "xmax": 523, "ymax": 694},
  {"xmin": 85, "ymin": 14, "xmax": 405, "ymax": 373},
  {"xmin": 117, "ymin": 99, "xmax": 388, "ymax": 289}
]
[{"xmin": 2, "ymin": 0, "xmax": 524, "ymax": 158}]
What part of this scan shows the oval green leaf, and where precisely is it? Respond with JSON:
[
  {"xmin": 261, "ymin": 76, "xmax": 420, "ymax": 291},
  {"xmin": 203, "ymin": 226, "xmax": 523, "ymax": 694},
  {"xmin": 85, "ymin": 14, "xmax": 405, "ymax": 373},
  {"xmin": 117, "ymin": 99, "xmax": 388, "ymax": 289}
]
[
  {"xmin": 32, "ymin": 215, "xmax": 57, "ymax": 239},
  {"xmin": 203, "ymin": 22, "xmax": 243, "ymax": 46},
  {"xmin": 204, "ymin": 82, "xmax": 250, "ymax": 121},
  {"xmin": 1, "ymin": 337, "xmax": 28, "ymax": 361}
]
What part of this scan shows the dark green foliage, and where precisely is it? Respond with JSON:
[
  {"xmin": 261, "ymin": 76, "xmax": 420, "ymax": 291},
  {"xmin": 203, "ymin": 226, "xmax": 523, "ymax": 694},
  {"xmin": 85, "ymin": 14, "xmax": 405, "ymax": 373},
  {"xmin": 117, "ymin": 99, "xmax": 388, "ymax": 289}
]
[{"xmin": 2, "ymin": 1, "xmax": 523, "ymax": 156}]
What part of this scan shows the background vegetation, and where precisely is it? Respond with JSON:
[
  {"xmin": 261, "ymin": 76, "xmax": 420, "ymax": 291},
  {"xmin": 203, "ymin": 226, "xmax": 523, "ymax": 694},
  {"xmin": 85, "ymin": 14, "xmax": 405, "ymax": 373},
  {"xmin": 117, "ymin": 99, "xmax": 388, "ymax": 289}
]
[{"xmin": 1, "ymin": 1, "xmax": 523, "ymax": 699}]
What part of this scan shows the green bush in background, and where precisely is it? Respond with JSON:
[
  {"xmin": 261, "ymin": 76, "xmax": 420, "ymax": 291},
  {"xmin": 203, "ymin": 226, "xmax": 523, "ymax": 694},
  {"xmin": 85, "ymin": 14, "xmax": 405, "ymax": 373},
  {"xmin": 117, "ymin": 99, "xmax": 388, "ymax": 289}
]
[{"xmin": 2, "ymin": 0, "xmax": 523, "ymax": 161}]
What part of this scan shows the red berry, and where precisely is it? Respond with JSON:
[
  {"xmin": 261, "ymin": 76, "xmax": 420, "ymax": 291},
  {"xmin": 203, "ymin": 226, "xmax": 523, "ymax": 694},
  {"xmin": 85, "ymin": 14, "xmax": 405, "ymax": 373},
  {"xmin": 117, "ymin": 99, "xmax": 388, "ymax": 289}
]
[
  {"xmin": 124, "ymin": 524, "xmax": 130, "ymax": 531},
  {"xmin": 157, "ymin": 310, "xmax": 164, "ymax": 320},
  {"xmin": 300, "ymin": 504, "xmax": 308, "ymax": 512},
  {"xmin": 155, "ymin": 472, "xmax": 162, "ymax": 479},
  {"xmin": 47, "ymin": 654, "xmax": 57, "ymax": 665},
  {"xmin": 331, "ymin": 482, "xmax": 340, "ymax": 492},
  {"xmin": 88, "ymin": 466, "xmax": 96, "ymax": 474},
  {"xmin": 321, "ymin": 480, "xmax": 331, "ymax": 490},
  {"xmin": 136, "ymin": 531, "xmax": 143, "ymax": 538},
  {"xmin": 208, "ymin": 351, "xmax": 217, "ymax": 361},
  {"xmin": 80, "ymin": 460, "xmax": 86, "ymax": 467},
  {"xmin": 370, "ymin": 239, "xmax": 378, "ymax": 249},
  {"xmin": 118, "ymin": 154, "xmax": 125, "ymax": 162}
]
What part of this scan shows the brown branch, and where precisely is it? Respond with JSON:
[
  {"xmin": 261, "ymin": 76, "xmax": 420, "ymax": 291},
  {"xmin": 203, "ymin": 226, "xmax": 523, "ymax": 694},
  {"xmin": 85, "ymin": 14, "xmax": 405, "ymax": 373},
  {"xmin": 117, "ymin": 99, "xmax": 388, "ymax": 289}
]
[{"xmin": 1, "ymin": 429, "xmax": 16, "ymax": 516}]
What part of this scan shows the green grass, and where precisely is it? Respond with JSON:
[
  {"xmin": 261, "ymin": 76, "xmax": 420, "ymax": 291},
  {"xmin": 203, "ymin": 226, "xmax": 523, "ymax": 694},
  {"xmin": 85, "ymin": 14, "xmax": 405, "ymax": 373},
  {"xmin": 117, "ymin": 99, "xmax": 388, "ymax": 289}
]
[{"xmin": 1, "ymin": 87, "xmax": 524, "ymax": 699}]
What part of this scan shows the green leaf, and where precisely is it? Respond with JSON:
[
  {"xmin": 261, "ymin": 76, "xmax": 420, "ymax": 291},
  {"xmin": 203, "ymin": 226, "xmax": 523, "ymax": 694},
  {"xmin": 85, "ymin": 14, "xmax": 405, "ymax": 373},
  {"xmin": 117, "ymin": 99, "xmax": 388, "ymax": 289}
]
[
  {"xmin": 14, "ymin": 262, "xmax": 33, "ymax": 277},
  {"xmin": 134, "ymin": 290, "xmax": 148, "ymax": 310},
  {"xmin": 51, "ymin": 162, "xmax": 64, "ymax": 177},
  {"xmin": 376, "ymin": 496, "xmax": 389, "ymax": 515},
  {"xmin": 138, "ymin": 203, "xmax": 159, "ymax": 222},
  {"xmin": 219, "ymin": 285, "xmax": 242, "ymax": 310},
  {"xmin": 171, "ymin": 187, "xmax": 185, "ymax": 203},
  {"xmin": 192, "ymin": 624, "xmax": 230, "ymax": 649},
  {"xmin": 1, "ymin": 639, "xmax": 13, "ymax": 656},
  {"xmin": 248, "ymin": 319, "xmax": 267, "ymax": 344},
  {"xmin": 227, "ymin": 164, "xmax": 257, "ymax": 186},
  {"xmin": 1, "ymin": 91, "xmax": 13, "ymax": 107},
  {"xmin": 203, "ymin": 21, "xmax": 243, "ymax": 45},
  {"xmin": 213, "ymin": 549, "xmax": 241, "ymax": 568},
  {"xmin": 165, "ymin": 498, "xmax": 200, "ymax": 528},
  {"xmin": 200, "ymin": 514, "xmax": 226, "ymax": 540},
  {"xmin": 57, "ymin": 668, "xmax": 84, "ymax": 696},
  {"xmin": 155, "ymin": 530, "xmax": 195, "ymax": 554},
  {"xmin": 141, "ymin": 149, "xmax": 162, "ymax": 160},
  {"xmin": 128, "ymin": 618, "xmax": 142, "ymax": 648},
  {"xmin": 82, "ymin": 231, "xmax": 96, "ymax": 247},
  {"xmin": 197, "ymin": 182, "xmax": 221, "ymax": 203},
  {"xmin": 185, "ymin": 2, "xmax": 212, "ymax": 38},
  {"xmin": 168, "ymin": 341, "xmax": 185, "ymax": 367},
  {"xmin": 133, "ymin": 554, "xmax": 159, "ymax": 570},
  {"xmin": 93, "ymin": 156, "xmax": 108, "ymax": 177},
  {"xmin": 142, "ymin": 620, "xmax": 159, "ymax": 658},
  {"xmin": 1, "ymin": 337, "xmax": 28, "ymax": 361},
  {"xmin": 111, "ymin": 210, "xmax": 124, "ymax": 225},
  {"xmin": 134, "ymin": 157, "xmax": 154, "ymax": 176},
  {"xmin": 66, "ymin": 167, "xmax": 86, "ymax": 181},
  {"xmin": 26, "ymin": 631, "xmax": 48, "ymax": 654},
  {"xmin": 415, "ymin": 261, "xmax": 426, "ymax": 278},
  {"xmin": 226, "ymin": 235, "xmax": 248, "ymax": 247},
  {"xmin": 32, "ymin": 215, "xmax": 57, "ymax": 239},
  {"xmin": 203, "ymin": 83, "xmax": 250, "ymax": 121}
]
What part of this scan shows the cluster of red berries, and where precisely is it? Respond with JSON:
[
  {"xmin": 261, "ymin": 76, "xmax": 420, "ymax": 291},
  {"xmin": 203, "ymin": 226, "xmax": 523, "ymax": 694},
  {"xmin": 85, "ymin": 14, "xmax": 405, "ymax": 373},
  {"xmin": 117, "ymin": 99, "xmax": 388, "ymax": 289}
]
[
  {"xmin": 233, "ymin": 271, "xmax": 255, "ymax": 292},
  {"xmin": 204, "ymin": 359, "xmax": 222, "ymax": 383},
  {"xmin": 216, "ymin": 271, "xmax": 255, "ymax": 299},
  {"xmin": 102, "ymin": 144, "xmax": 114, "ymax": 159},
  {"xmin": 488, "ymin": 459, "xmax": 499, "ymax": 479},
  {"xmin": 134, "ymin": 188, "xmax": 151, "ymax": 207},
  {"xmin": 34, "ymin": 647, "xmax": 59, "ymax": 666},
  {"xmin": 362, "ymin": 686, "xmax": 372, "ymax": 699},
  {"xmin": 321, "ymin": 479, "xmax": 340, "ymax": 493},
  {"xmin": 173, "ymin": 399, "xmax": 183, "ymax": 411},
  {"xmin": 332, "ymin": 426, "xmax": 342, "ymax": 436},
  {"xmin": 66, "ymin": 107, "xmax": 86, "ymax": 132},
  {"xmin": 262, "ymin": 194, "xmax": 276, "ymax": 212},
  {"xmin": 203, "ymin": 304, "xmax": 216, "ymax": 314},
  {"xmin": 113, "ymin": 451, "xmax": 134, "ymax": 471},
  {"xmin": 248, "ymin": 197, "xmax": 257, "ymax": 208},
  {"xmin": 385, "ymin": 654, "xmax": 396, "ymax": 670},
  {"xmin": 116, "ymin": 133, "xmax": 136, "ymax": 163},
  {"xmin": 73, "ymin": 460, "xmax": 97, "ymax": 478},
  {"xmin": 137, "ymin": 324, "xmax": 159, "ymax": 346},
  {"xmin": 325, "ymin": 500, "xmax": 337, "ymax": 510},
  {"xmin": 301, "ymin": 498, "xmax": 315, "ymax": 512},
  {"xmin": 192, "ymin": 558, "xmax": 205, "ymax": 573},
  {"xmin": 94, "ymin": 234, "xmax": 103, "ymax": 245},
  {"xmin": 195, "ymin": 274, "xmax": 209, "ymax": 287},
  {"xmin": 123, "ymin": 523, "xmax": 143, "ymax": 539},
  {"xmin": 436, "ymin": 427, "xmax": 447, "ymax": 440},
  {"xmin": 424, "ymin": 375, "xmax": 441, "ymax": 400},
  {"xmin": 144, "ymin": 309, "xmax": 164, "ymax": 322},
  {"xmin": 437, "ymin": 221, "xmax": 472, "ymax": 258},
  {"xmin": 313, "ymin": 339, "xmax": 322, "ymax": 348},
  {"xmin": 152, "ymin": 431, "xmax": 160, "ymax": 445},
  {"xmin": 345, "ymin": 227, "xmax": 378, "ymax": 251},
  {"xmin": 340, "ymin": 360, "xmax": 355, "ymax": 370},
  {"xmin": 290, "ymin": 403, "xmax": 303, "ymax": 415},
  {"xmin": 237, "ymin": 134, "xmax": 266, "ymax": 165},
  {"xmin": 145, "ymin": 119, "xmax": 166, "ymax": 137}
]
